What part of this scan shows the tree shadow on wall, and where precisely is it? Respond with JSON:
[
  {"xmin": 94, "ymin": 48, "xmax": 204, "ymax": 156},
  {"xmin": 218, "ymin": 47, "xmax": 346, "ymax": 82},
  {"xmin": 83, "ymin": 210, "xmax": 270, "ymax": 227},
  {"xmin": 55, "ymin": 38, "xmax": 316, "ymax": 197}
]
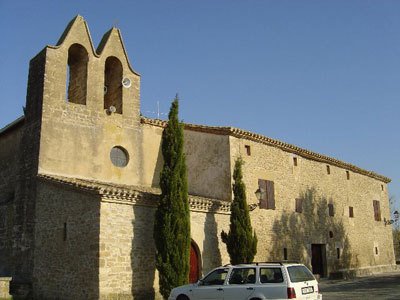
[
  {"xmin": 131, "ymin": 204, "xmax": 156, "ymax": 300},
  {"xmin": 271, "ymin": 187, "xmax": 359, "ymax": 278},
  {"xmin": 202, "ymin": 204, "xmax": 223, "ymax": 276}
]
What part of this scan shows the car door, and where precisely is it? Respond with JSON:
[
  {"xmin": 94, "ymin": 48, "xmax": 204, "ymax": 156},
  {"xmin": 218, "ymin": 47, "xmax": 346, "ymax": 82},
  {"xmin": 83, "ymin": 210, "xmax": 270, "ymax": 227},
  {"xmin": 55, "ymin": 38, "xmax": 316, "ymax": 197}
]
[
  {"xmin": 222, "ymin": 267, "xmax": 256, "ymax": 300},
  {"xmin": 191, "ymin": 268, "xmax": 228, "ymax": 300},
  {"xmin": 257, "ymin": 267, "xmax": 287, "ymax": 299}
]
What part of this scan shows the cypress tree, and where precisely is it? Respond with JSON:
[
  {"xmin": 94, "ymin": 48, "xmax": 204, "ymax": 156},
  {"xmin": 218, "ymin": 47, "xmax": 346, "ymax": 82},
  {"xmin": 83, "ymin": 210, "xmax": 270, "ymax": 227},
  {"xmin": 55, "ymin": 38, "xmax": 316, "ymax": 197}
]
[
  {"xmin": 221, "ymin": 157, "xmax": 258, "ymax": 264},
  {"xmin": 153, "ymin": 96, "xmax": 190, "ymax": 299}
]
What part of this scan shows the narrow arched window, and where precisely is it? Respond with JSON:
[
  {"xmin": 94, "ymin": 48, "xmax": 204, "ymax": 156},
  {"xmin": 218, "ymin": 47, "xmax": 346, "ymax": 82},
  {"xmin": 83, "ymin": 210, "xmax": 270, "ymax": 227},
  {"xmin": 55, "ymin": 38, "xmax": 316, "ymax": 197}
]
[
  {"xmin": 66, "ymin": 44, "xmax": 88, "ymax": 105},
  {"xmin": 104, "ymin": 56, "xmax": 123, "ymax": 114}
]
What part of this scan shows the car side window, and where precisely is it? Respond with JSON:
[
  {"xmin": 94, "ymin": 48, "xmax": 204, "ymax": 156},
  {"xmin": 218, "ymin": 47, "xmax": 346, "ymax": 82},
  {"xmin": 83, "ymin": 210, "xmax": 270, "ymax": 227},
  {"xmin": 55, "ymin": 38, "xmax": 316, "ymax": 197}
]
[
  {"xmin": 229, "ymin": 268, "xmax": 256, "ymax": 285},
  {"xmin": 260, "ymin": 268, "xmax": 284, "ymax": 283},
  {"xmin": 201, "ymin": 268, "xmax": 229, "ymax": 286}
]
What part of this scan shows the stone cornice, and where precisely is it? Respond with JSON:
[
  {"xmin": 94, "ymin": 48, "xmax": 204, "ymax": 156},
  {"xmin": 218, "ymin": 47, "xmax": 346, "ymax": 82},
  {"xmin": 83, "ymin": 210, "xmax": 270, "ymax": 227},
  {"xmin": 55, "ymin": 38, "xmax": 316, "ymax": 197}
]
[
  {"xmin": 141, "ymin": 117, "xmax": 391, "ymax": 183},
  {"xmin": 37, "ymin": 173, "xmax": 230, "ymax": 214}
]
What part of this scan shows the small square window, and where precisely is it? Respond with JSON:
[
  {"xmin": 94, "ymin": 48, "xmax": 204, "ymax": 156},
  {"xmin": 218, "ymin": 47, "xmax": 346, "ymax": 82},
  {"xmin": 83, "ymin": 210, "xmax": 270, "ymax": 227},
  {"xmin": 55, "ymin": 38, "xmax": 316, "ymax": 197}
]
[
  {"xmin": 328, "ymin": 203, "xmax": 334, "ymax": 217},
  {"xmin": 349, "ymin": 206, "xmax": 354, "ymax": 218},
  {"xmin": 245, "ymin": 145, "xmax": 251, "ymax": 156},
  {"xmin": 326, "ymin": 165, "xmax": 330, "ymax": 175},
  {"xmin": 63, "ymin": 222, "xmax": 67, "ymax": 241},
  {"xmin": 295, "ymin": 198, "xmax": 303, "ymax": 213},
  {"xmin": 346, "ymin": 170, "xmax": 350, "ymax": 180},
  {"xmin": 293, "ymin": 157, "xmax": 298, "ymax": 166}
]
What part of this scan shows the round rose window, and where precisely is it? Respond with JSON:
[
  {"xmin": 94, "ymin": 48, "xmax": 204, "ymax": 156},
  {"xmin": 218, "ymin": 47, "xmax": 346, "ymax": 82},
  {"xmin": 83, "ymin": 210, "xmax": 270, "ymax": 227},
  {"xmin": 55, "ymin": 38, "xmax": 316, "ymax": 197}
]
[{"xmin": 110, "ymin": 146, "xmax": 129, "ymax": 167}]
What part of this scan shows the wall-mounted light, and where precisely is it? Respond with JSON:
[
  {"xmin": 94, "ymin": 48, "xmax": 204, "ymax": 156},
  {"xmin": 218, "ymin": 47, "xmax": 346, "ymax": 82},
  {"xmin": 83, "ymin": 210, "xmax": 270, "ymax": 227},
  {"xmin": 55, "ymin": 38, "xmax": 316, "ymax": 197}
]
[{"xmin": 249, "ymin": 187, "xmax": 266, "ymax": 211}]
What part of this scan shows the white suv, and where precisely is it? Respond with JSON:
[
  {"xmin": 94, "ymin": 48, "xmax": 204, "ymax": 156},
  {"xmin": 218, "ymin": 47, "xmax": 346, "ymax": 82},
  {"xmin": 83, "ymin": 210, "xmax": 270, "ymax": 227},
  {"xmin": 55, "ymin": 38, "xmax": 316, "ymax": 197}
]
[{"xmin": 168, "ymin": 262, "xmax": 322, "ymax": 300}]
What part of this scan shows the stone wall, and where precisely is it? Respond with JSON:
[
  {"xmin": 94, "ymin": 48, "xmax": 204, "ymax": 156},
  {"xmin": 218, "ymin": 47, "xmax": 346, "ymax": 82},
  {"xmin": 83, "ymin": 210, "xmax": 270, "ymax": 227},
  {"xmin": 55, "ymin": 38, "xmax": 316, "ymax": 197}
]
[
  {"xmin": 230, "ymin": 135, "xmax": 395, "ymax": 275},
  {"xmin": 10, "ymin": 48, "xmax": 46, "ymax": 285},
  {"xmin": 190, "ymin": 211, "xmax": 230, "ymax": 275},
  {"xmin": 141, "ymin": 122, "xmax": 232, "ymax": 201},
  {"xmin": 98, "ymin": 198, "xmax": 231, "ymax": 300},
  {"xmin": 99, "ymin": 201, "xmax": 157, "ymax": 300},
  {"xmin": 0, "ymin": 122, "xmax": 23, "ymax": 276},
  {"xmin": 33, "ymin": 181, "xmax": 101, "ymax": 299},
  {"xmin": 184, "ymin": 130, "xmax": 231, "ymax": 201}
]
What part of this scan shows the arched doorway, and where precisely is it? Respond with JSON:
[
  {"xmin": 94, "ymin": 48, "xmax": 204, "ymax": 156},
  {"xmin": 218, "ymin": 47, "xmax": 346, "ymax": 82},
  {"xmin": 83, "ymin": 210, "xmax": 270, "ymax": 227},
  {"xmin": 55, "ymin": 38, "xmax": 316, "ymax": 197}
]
[{"xmin": 189, "ymin": 241, "xmax": 201, "ymax": 283}]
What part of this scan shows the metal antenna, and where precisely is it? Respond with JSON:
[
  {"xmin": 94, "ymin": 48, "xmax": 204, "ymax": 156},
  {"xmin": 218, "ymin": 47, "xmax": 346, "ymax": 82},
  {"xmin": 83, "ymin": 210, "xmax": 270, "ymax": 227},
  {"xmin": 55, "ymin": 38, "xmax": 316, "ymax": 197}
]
[{"xmin": 144, "ymin": 101, "xmax": 167, "ymax": 119}]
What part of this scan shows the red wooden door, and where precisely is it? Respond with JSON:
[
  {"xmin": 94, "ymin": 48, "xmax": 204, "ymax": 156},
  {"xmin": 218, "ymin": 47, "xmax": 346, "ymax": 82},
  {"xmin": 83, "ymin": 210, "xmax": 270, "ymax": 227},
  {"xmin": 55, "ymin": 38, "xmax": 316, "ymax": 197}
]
[{"xmin": 189, "ymin": 242, "xmax": 199, "ymax": 283}]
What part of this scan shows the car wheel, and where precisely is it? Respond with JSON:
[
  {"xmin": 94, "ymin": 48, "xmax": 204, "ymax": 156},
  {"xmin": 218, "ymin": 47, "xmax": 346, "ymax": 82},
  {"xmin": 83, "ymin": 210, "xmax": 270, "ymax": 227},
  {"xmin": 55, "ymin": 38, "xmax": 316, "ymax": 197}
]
[{"xmin": 177, "ymin": 295, "xmax": 190, "ymax": 300}]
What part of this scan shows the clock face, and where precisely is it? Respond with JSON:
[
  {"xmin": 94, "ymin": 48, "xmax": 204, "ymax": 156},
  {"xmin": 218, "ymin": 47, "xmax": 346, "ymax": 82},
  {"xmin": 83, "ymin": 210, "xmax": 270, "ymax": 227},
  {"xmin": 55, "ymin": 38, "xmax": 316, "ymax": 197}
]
[{"xmin": 122, "ymin": 77, "xmax": 132, "ymax": 88}]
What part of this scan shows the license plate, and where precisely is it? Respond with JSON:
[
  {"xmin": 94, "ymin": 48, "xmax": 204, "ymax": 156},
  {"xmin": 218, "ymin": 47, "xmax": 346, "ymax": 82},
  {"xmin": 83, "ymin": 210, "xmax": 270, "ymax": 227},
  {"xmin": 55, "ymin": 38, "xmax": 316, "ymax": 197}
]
[{"xmin": 302, "ymin": 286, "xmax": 314, "ymax": 294}]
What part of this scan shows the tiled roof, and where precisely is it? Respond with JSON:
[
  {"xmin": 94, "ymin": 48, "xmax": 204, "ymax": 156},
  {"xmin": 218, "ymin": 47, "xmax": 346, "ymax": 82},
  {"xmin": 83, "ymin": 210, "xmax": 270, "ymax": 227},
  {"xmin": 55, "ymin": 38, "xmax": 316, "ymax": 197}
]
[
  {"xmin": 37, "ymin": 173, "xmax": 230, "ymax": 214},
  {"xmin": 141, "ymin": 117, "xmax": 391, "ymax": 183}
]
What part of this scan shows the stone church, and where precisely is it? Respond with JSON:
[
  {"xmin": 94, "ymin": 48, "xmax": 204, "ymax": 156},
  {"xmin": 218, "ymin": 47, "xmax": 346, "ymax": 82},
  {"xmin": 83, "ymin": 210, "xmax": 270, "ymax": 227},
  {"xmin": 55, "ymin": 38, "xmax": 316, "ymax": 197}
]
[{"xmin": 0, "ymin": 16, "xmax": 396, "ymax": 299}]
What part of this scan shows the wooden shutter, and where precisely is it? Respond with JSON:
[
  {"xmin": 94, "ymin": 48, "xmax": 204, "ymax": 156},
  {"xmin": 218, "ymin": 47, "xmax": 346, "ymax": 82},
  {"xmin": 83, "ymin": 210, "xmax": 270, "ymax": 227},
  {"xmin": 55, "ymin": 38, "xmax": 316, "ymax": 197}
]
[
  {"xmin": 373, "ymin": 200, "xmax": 381, "ymax": 221},
  {"xmin": 266, "ymin": 180, "xmax": 275, "ymax": 210},
  {"xmin": 295, "ymin": 198, "xmax": 303, "ymax": 213},
  {"xmin": 258, "ymin": 179, "xmax": 268, "ymax": 209}
]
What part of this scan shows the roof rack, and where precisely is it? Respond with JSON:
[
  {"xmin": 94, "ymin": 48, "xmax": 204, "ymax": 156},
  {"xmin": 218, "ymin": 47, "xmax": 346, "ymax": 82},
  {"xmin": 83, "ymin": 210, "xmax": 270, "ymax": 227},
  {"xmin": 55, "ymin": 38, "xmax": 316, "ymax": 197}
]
[{"xmin": 243, "ymin": 261, "xmax": 300, "ymax": 266}]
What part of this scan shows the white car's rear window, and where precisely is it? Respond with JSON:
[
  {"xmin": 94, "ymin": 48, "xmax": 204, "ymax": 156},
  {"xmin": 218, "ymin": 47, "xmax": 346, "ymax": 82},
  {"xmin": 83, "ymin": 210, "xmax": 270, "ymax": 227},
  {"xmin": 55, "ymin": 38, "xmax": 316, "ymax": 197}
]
[{"xmin": 287, "ymin": 266, "xmax": 315, "ymax": 283}]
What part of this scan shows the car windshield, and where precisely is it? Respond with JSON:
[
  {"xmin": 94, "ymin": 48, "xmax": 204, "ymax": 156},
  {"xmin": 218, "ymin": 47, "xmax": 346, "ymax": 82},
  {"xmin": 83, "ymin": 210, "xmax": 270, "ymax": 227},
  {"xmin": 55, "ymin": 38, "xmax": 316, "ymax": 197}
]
[{"xmin": 287, "ymin": 266, "xmax": 315, "ymax": 283}]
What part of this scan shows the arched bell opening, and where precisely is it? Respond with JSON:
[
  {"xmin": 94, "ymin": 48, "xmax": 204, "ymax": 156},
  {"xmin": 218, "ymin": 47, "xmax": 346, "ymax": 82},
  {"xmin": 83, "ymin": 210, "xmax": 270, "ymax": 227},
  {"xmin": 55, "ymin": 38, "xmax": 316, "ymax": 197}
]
[
  {"xmin": 66, "ymin": 43, "xmax": 88, "ymax": 105},
  {"xmin": 104, "ymin": 56, "xmax": 123, "ymax": 114}
]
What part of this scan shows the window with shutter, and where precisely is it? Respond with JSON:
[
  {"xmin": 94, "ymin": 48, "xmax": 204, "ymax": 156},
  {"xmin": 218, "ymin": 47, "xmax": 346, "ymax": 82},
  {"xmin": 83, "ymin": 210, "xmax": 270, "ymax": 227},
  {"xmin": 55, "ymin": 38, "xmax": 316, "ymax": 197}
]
[
  {"xmin": 328, "ymin": 203, "xmax": 334, "ymax": 217},
  {"xmin": 373, "ymin": 200, "xmax": 381, "ymax": 221},
  {"xmin": 295, "ymin": 198, "xmax": 303, "ymax": 213},
  {"xmin": 258, "ymin": 179, "xmax": 275, "ymax": 210},
  {"xmin": 258, "ymin": 179, "xmax": 267, "ymax": 209},
  {"xmin": 266, "ymin": 180, "xmax": 275, "ymax": 210}
]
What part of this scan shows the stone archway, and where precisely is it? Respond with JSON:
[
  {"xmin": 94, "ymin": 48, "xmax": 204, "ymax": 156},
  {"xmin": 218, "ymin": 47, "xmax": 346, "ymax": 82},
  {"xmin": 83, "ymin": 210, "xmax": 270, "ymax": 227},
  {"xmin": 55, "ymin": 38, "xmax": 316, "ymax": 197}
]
[{"xmin": 189, "ymin": 240, "xmax": 201, "ymax": 283}]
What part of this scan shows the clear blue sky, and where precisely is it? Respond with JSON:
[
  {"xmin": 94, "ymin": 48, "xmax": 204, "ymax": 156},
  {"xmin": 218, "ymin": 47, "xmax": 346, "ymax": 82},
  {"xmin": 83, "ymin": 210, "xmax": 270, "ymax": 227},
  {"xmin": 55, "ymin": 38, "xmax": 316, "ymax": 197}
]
[{"xmin": 0, "ymin": 1, "xmax": 399, "ymax": 210}]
